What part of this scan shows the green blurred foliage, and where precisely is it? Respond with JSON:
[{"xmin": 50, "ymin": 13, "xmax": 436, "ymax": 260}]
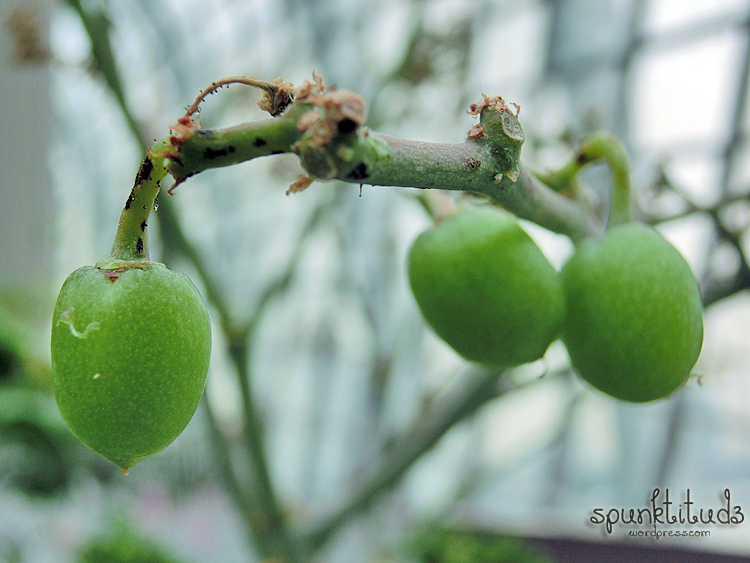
[
  {"xmin": 79, "ymin": 523, "xmax": 186, "ymax": 563},
  {"xmin": 392, "ymin": 18, "xmax": 473, "ymax": 87},
  {"xmin": 0, "ymin": 388, "xmax": 76, "ymax": 496},
  {"xmin": 413, "ymin": 527, "xmax": 554, "ymax": 563},
  {"xmin": 0, "ymin": 308, "xmax": 30, "ymax": 386},
  {"xmin": 0, "ymin": 290, "xmax": 54, "ymax": 391}
]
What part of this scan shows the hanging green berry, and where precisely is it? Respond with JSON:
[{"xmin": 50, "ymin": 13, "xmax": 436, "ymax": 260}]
[
  {"xmin": 51, "ymin": 149, "xmax": 211, "ymax": 473},
  {"xmin": 561, "ymin": 223, "xmax": 703, "ymax": 402},
  {"xmin": 407, "ymin": 206, "xmax": 564, "ymax": 368}
]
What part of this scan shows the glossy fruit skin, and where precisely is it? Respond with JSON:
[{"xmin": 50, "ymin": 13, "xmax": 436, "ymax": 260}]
[
  {"xmin": 561, "ymin": 223, "xmax": 703, "ymax": 402},
  {"xmin": 408, "ymin": 207, "xmax": 564, "ymax": 368},
  {"xmin": 51, "ymin": 262, "xmax": 211, "ymax": 471}
]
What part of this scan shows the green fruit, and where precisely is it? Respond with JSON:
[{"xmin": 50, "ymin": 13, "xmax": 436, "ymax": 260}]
[
  {"xmin": 407, "ymin": 206, "xmax": 564, "ymax": 367},
  {"xmin": 51, "ymin": 261, "xmax": 211, "ymax": 472},
  {"xmin": 561, "ymin": 223, "xmax": 703, "ymax": 402}
]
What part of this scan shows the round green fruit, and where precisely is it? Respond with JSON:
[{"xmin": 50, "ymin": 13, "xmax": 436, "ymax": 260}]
[
  {"xmin": 51, "ymin": 261, "xmax": 211, "ymax": 472},
  {"xmin": 561, "ymin": 223, "xmax": 703, "ymax": 402},
  {"xmin": 407, "ymin": 206, "xmax": 564, "ymax": 367}
]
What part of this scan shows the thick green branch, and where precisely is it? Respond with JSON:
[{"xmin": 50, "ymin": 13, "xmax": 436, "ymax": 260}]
[
  {"xmin": 168, "ymin": 103, "xmax": 309, "ymax": 182},
  {"xmin": 165, "ymin": 90, "xmax": 599, "ymax": 241},
  {"xmin": 356, "ymin": 132, "xmax": 600, "ymax": 241}
]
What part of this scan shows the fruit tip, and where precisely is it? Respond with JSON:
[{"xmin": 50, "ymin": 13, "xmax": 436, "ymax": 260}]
[{"xmin": 121, "ymin": 467, "xmax": 129, "ymax": 475}]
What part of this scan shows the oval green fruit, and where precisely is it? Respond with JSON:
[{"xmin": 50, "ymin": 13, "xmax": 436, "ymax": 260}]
[
  {"xmin": 407, "ymin": 206, "xmax": 564, "ymax": 367},
  {"xmin": 51, "ymin": 261, "xmax": 211, "ymax": 472},
  {"xmin": 561, "ymin": 223, "xmax": 703, "ymax": 402}
]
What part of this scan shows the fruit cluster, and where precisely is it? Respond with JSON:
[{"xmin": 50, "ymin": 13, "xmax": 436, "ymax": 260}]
[{"xmin": 407, "ymin": 206, "xmax": 703, "ymax": 403}]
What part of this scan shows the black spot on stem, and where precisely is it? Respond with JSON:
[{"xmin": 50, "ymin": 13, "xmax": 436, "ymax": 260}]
[
  {"xmin": 203, "ymin": 147, "xmax": 230, "ymax": 160},
  {"xmin": 140, "ymin": 220, "xmax": 147, "ymax": 232},
  {"xmin": 271, "ymin": 150, "xmax": 284, "ymax": 155},
  {"xmin": 136, "ymin": 237, "xmax": 144, "ymax": 255},
  {"xmin": 135, "ymin": 157, "xmax": 153, "ymax": 185},
  {"xmin": 253, "ymin": 137, "xmax": 267, "ymax": 147},
  {"xmin": 125, "ymin": 190, "xmax": 135, "ymax": 210},
  {"xmin": 577, "ymin": 152, "xmax": 591, "ymax": 165},
  {"xmin": 346, "ymin": 162, "xmax": 370, "ymax": 181},
  {"xmin": 337, "ymin": 118, "xmax": 357, "ymax": 134}
]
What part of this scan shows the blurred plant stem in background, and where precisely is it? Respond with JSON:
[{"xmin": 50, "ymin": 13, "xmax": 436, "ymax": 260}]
[
  {"xmin": 60, "ymin": 1, "xmax": 546, "ymax": 561},
  {"xmin": 61, "ymin": 0, "xmax": 296, "ymax": 557}
]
